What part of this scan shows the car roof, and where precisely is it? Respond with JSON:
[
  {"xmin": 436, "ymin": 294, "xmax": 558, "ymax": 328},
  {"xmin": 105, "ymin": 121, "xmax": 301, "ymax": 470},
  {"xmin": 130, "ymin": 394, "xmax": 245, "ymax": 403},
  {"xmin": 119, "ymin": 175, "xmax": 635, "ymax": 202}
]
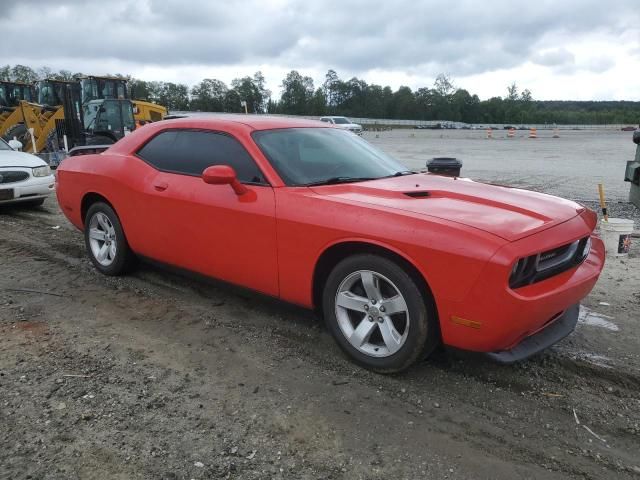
[
  {"xmin": 157, "ymin": 114, "xmax": 325, "ymax": 131},
  {"xmin": 105, "ymin": 114, "xmax": 333, "ymax": 156}
]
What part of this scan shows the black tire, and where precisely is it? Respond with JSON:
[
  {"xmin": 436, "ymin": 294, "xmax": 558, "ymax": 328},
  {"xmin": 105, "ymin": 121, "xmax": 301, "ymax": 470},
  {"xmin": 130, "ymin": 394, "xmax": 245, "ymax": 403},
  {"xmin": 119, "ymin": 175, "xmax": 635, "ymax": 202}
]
[
  {"xmin": 322, "ymin": 254, "xmax": 439, "ymax": 373},
  {"xmin": 21, "ymin": 198, "xmax": 45, "ymax": 208},
  {"xmin": 84, "ymin": 202, "xmax": 136, "ymax": 275},
  {"xmin": 3, "ymin": 123, "xmax": 28, "ymax": 145}
]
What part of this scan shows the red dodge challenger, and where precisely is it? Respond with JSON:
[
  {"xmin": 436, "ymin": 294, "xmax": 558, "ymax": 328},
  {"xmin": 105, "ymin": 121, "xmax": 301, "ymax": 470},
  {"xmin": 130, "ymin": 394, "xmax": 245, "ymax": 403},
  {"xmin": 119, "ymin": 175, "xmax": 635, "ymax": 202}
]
[{"xmin": 56, "ymin": 116, "xmax": 605, "ymax": 372}]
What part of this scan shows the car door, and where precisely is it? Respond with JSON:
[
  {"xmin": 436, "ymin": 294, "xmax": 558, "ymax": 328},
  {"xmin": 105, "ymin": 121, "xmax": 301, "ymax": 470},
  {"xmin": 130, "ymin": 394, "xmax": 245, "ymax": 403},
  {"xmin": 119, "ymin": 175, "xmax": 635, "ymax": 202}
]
[{"xmin": 135, "ymin": 129, "xmax": 279, "ymax": 296}]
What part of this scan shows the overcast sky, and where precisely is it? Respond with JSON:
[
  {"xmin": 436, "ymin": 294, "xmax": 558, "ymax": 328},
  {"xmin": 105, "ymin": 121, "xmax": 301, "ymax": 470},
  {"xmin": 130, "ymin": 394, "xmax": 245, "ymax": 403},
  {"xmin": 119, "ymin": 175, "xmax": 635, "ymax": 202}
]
[{"xmin": 3, "ymin": 0, "xmax": 639, "ymax": 100}]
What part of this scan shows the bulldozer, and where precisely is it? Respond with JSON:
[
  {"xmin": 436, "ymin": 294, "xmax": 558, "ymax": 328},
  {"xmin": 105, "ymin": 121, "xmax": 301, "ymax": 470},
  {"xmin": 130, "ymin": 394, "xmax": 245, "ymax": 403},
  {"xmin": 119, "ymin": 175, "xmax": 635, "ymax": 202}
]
[
  {"xmin": 2, "ymin": 79, "xmax": 74, "ymax": 151},
  {"xmin": 78, "ymin": 75, "xmax": 167, "ymax": 123},
  {"xmin": 0, "ymin": 80, "xmax": 36, "ymax": 138},
  {"xmin": 3, "ymin": 76, "xmax": 165, "ymax": 154},
  {"xmin": 15, "ymin": 79, "xmax": 137, "ymax": 153}
]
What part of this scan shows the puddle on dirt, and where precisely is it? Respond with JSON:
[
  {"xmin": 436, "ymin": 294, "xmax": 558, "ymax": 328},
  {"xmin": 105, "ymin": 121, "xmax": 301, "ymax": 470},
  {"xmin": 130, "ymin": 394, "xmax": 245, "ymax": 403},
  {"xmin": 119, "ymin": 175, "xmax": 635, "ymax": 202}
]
[
  {"xmin": 578, "ymin": 353, "xmax": 614, "ymax": 369},
  {"xmin": 578, "ymin": 306, "xmax": 619, "ymax": 331}
]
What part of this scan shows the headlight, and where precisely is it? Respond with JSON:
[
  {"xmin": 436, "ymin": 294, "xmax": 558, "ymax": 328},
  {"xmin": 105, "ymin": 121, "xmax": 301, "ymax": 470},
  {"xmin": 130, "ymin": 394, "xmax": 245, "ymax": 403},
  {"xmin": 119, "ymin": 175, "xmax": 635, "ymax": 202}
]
[{"xmin": 32, "ymin": 166, "xmax": 51, "ymax": 177}]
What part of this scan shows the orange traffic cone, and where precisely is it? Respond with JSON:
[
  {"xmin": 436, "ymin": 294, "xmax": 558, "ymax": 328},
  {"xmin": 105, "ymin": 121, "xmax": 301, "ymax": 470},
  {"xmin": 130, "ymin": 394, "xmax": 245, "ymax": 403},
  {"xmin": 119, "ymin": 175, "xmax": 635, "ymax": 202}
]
[
  {"xmin": 529, "ymin": 127, "xmax": 537, "ymax": 139},
  {"xmin": 507, "ymin": 128, "xmax": 515, "ymax": 138},
  {"xmin": 486, "ymin": 128, "xmax": 493, "ymax": 139}
]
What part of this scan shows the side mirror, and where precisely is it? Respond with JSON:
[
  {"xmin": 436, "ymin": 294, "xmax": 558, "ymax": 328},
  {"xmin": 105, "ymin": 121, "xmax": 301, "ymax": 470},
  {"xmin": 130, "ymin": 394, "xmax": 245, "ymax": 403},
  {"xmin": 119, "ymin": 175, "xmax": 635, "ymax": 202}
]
[
  {"xmin": 8, "ymin": 138, "xmax": 22, "ymax": 151},
  {"xmin": 202, "ymin": 165, "xmax": 248, "ymax": 195}
]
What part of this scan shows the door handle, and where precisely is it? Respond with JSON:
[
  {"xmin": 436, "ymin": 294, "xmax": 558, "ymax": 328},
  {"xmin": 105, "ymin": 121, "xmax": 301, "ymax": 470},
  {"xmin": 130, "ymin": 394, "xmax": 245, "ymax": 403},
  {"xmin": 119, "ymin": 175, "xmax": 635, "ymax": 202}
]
[{"xmin": 153, "ymin": 181, "xmax": 168, "ymax": 192}]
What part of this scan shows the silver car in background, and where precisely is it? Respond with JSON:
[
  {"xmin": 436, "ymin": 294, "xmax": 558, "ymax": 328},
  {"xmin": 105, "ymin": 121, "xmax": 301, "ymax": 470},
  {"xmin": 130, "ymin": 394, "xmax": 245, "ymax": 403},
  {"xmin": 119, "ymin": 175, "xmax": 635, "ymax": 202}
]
[{"xmin": 319, "ymin": 116, "xmax": 363, "ymax": 135}]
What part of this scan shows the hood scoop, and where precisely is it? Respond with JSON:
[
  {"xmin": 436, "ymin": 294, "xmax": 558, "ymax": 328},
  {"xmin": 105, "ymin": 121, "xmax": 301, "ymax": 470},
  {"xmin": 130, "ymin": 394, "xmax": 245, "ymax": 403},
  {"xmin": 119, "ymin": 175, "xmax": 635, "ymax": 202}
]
[{"xmin": 404, "ymin": 191, "xmax": 431, "ymax": 198}]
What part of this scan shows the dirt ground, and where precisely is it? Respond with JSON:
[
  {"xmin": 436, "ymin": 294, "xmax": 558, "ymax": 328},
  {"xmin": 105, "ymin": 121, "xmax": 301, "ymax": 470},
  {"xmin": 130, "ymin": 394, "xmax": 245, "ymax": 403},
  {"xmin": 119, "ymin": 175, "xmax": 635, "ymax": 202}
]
[{"xmin": 2, "ymin": 136, "xmax": 640, "ymax": 479}]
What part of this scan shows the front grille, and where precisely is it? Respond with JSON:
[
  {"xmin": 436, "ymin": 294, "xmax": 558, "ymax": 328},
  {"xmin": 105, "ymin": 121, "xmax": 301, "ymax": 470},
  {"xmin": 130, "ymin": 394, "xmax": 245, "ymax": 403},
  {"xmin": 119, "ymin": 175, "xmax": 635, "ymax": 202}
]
[
  {"xmin": 0, "ymin": 171, "xmax": 29, "ymax": 184},
  {"xmin": 509, "ymin": 237, "xmax": 591, "ymax": 289}
]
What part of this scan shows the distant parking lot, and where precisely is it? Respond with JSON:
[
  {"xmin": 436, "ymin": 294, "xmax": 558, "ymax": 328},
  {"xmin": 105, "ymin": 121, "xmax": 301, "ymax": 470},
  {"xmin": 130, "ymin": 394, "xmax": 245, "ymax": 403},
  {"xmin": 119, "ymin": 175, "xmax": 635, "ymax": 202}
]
[{"xmin": 367, "ymin": 128, "xmax": 637, "ymax": 201}]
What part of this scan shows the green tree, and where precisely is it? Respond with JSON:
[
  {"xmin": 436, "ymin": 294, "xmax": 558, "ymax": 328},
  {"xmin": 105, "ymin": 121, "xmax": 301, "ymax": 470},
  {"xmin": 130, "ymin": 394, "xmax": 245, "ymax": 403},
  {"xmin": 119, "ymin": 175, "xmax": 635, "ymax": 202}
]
[
  {"xmin": 129, "ymin": 79, "xmax": 152, "ymax": 101},
  {"xmin": 191, "ymin": 78, "xmax": 228, "ymax": 112},
  {"xmin": 434, "ymin": 73, "xmax": 455, "ymax": 97},
  {"xmin": 390, "ymin": 86, "xmax": 418, "ymax": 119},
  {"xmin": 323, "ymin": 69, "xmax": 340, "ymax": 112},
  {"xmin": 309, "ymin": 88, "xmax": 327, "ymax": 116},
  {"xmin": 55, "ymin": 70, "xmax": 78, "ymax": 81},
  {"xmin": 231, "ymin": 72, "xmax": 269, "ymax": 113},
  {"xmin": 280, "ymin": 70, "xmax": 314, "ymax": 114},
  {"xmin": 0, "ymin": 65, "xmax": 10, "ymax": 81},
  {"xmin": 10, "ymin": 65, "xmax": 37, "ymax": 83},
  {"xmin": 223, "ymin": 89, "xmax": 243, "ymax": 113}
]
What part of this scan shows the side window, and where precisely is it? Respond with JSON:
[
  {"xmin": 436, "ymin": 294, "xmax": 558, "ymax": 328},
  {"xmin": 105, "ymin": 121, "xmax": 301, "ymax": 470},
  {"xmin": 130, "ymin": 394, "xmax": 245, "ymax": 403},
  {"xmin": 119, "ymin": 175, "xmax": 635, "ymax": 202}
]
[
  {"xmin": 137, "ymin": 130, "xmax": 266, "ymax": 184},
  {"xmin": 320, "ymin": 118, "xmax": 329, "ymax": 123}
]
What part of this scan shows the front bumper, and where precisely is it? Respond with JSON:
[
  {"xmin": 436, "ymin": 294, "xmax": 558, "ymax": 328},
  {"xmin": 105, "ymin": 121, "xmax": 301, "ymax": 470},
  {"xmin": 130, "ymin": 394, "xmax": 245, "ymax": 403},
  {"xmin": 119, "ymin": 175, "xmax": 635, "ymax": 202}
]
[
  {"xmin": 486, "ymin": 303, "xmax": 579, "ymax": 363},
  {"xmin": 0, "ymin": 175, "xmax": 55, "ymax": 205},
  {"xmin": 438, "ymin": 211, "xmax": 605, "ymax": 355}
]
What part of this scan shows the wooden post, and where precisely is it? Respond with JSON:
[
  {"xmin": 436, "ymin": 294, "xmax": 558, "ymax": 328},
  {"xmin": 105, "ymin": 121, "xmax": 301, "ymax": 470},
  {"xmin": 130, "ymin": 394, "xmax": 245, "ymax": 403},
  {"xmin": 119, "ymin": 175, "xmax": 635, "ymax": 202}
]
[{"xmin": 598, "ymin": 183, "xmax": 608, "ymax": 221}]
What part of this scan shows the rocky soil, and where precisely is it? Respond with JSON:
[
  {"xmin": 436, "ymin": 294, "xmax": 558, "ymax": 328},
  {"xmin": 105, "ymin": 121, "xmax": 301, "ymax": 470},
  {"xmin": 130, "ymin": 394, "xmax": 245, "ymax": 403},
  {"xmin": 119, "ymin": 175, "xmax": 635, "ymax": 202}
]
[{"xmin": 1, "ymin": 196, "xmax": 639, "ymax": 480}]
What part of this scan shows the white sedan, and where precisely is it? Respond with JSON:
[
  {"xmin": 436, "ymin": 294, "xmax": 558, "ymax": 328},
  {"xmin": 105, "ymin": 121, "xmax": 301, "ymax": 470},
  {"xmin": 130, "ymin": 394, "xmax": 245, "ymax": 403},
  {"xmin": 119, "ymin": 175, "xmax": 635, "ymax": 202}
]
[
  {"xmin": 0, "ymin": 138, "xmax": 55, "ymax": 207},
  {"xmin": 319, "ymin": 116, "xmax": 363, "ymax": 135}
]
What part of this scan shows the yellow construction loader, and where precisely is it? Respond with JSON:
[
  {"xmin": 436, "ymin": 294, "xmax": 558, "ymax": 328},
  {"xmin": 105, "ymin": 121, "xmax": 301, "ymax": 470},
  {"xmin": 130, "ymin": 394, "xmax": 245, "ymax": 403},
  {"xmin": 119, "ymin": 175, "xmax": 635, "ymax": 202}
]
[
  {"xmin": 0, "ymin": 80, "xmax": 35, "ymax": 138},
  {"xmin": 3, "ymin": 76, "xmax": 166, "ymax": 153},
  {"xmin": 78, "ymin": 75, "xmax": 167, "ymax": 123}
]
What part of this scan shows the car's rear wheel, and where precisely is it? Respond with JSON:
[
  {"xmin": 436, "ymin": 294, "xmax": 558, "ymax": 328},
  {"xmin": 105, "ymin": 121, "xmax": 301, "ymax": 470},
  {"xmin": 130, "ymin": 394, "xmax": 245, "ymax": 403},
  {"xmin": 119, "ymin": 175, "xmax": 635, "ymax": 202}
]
[
  {"xmin": 322, "ymin": 254, "xmax": 439, "ymax": 373},
  {"xmin": 84, "ymin": 202, "xmax": 136, "ymax": 275}
]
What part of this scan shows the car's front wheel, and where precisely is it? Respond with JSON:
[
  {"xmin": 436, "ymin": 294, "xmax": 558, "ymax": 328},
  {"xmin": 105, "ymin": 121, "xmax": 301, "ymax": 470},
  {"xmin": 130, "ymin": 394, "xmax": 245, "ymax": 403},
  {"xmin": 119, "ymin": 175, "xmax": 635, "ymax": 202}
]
[
  {"xmin": 322, "ymin": 254, "xmax": 439, "ymax": 373},
  {"xmin": 84, "ymin": 202, "xmax": 136, "ymax": 275}
]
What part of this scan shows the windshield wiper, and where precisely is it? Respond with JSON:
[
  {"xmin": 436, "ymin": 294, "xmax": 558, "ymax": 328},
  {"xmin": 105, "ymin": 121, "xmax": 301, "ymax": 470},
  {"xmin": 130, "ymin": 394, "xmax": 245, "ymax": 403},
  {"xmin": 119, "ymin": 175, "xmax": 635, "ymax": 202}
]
[{"xmin": 302, "ymin": 176, "xmax": 377, "ymax": 186}]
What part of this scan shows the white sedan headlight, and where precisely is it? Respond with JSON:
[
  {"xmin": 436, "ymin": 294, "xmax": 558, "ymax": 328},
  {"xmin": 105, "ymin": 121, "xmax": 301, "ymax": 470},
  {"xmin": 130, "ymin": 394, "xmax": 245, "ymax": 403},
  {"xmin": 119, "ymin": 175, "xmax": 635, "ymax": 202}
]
[{"xmin": 32, "ymin": 165, "xmax": 51, "ymax": 177}]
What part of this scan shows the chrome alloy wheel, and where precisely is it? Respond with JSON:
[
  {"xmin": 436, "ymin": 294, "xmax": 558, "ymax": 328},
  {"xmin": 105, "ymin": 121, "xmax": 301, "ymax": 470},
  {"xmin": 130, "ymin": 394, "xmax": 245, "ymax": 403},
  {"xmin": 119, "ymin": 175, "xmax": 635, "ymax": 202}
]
[
  {"xmin": 88, "ymin": 212, "xmax": 117, "ymax": 266},
  {"xmin": 335, "ymin": 270, "xmax": 410, "ymax": 357}
]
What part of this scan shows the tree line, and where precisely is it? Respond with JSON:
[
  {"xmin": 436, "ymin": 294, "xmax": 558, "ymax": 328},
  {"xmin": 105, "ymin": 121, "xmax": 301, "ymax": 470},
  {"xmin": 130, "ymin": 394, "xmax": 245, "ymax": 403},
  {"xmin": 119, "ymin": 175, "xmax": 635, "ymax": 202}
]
[{"xmin": 2, "ymin": 64, "xmax": 639, "ymax": 125}]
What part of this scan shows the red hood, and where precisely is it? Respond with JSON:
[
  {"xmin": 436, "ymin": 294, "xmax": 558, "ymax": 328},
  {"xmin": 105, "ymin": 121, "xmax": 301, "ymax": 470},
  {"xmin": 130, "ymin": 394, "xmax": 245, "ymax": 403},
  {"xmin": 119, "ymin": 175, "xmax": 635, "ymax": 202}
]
[{"xmin": 310, "ymin": 174, "xmax": 585, "ymax": 241}]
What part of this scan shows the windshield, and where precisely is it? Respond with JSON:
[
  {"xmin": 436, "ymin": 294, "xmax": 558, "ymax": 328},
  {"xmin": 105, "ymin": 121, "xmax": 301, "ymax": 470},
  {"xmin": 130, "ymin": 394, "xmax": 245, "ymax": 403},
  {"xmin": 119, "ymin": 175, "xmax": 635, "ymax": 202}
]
[
  {"xmin": 92, "ymin": 100, "xmax": 135, "ymax": 137},
  {"xmin": 38, "ymin": 82, "xmax": 61, "ymax": 106},
  {"xmin": 332, "ymin": 117, "xmax": 351, "ymax": 124},
  {"xmin": 18, "ymin": 85, "xmax": 33, "ymax": 102},
  {"xmin": 252, "ymin": 128, "xmax": 411, "ymax": 186},
  {"xmin": 0, "ymin": 138, "xmax": 11, "ymax": 150}
]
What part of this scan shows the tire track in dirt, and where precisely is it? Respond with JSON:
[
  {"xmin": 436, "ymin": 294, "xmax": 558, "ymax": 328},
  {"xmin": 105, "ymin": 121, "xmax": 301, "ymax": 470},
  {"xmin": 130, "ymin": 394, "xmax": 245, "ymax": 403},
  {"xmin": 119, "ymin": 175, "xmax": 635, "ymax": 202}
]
[{"xmin": 1, "ymin": 201, "xmax": 639, "ymax": 479}]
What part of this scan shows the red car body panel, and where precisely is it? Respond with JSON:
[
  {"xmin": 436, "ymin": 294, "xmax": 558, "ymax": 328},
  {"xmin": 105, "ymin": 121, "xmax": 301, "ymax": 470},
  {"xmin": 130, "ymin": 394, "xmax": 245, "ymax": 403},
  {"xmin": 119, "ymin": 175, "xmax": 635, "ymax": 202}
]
[{"xmin": 56, "ymin": 116, "xmax": 605, "ymax": 354}]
